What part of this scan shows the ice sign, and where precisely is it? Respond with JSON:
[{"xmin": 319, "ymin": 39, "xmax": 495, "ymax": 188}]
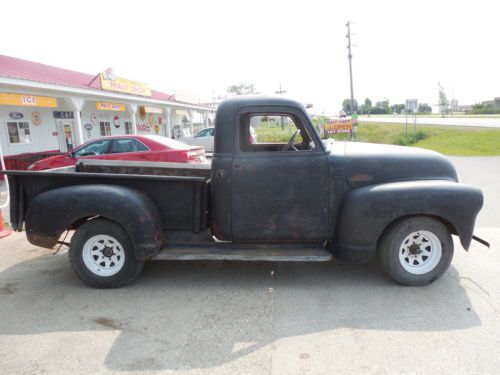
[{"xmin": 21, "ymin": 96, "xmax": 38, "ymax": 106}]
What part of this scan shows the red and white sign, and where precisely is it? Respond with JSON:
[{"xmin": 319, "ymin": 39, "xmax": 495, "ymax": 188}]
[
  {"xmin": 113, "ymin": 115, "xmax": 120, "ymax": 128},
  {"xmin": 324, "ymin": 118, "xmax": 353, "ymax": 135},
  {"xmin": 136, "ymin": 123, "xmax": 151, "ymax": 133}
]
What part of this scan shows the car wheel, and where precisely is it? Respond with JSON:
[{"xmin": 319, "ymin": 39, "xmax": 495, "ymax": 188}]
[
  {"xmin": 378, "ymin": 216, "xmax": 454, "ymax": 286},
  {"xmin": 69, "ymin": 218, "xmax": 144, "ymax": 288}
]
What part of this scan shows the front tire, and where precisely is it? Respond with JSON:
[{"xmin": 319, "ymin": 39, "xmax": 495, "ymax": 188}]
[
  {"xmin": 378, "ymin": 216, "xmax": 454, "ymax": 286},
  {"xmin": 69, "ymin": 218, "xmax": 144, "ymax": 288}
]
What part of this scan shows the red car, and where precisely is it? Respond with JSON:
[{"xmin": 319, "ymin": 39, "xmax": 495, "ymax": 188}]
[{"xmin": 28, "ymin": 135, "xmax": 206, "ymax": 171}]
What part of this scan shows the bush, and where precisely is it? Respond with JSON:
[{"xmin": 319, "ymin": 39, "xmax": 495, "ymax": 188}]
[{"xmin": 395, "ymin": 130, "xmax": 428, "ymax": 146}]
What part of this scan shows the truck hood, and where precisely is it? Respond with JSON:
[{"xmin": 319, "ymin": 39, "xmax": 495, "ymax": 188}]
[{"xmin": 328, "ymin": 141, "xmax": 458, "ymax": 187}]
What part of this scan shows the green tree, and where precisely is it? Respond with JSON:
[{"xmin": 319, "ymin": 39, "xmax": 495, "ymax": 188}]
[
  {"xmin": 342, "ymin": 98, "xmax": 358, "ymax": 115},
  {"xmin": 418, "ymin": 103, "xmax": 432, "ymax": 113},
  {"xmin": 370, "ymin": 99, "xmax": 391, "ymax": 114},
  {"xmin": 227, "ymin": 82, "xmax": 256, "ymax": 95},
  {"xmin": 360, "ymin": 98, "xmax": 372, "ymax": 114},
  {"xmin": 393, "ymin": 104, "xmax": 405, "ymax": 114},
  {"xmin": 438, "ymin": 83, "xmax": 449, "ymax": 117}
]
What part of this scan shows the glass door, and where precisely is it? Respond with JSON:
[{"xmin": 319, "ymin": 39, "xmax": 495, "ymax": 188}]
[{"xmin": 57, "ymin": 120, "xmax": 75, "ymax": 152}]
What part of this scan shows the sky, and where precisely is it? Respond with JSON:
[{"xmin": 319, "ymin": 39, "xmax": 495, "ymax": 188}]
[{"xmin": 1, "ymin": 0, "xmax": 499, "ymax": 114}]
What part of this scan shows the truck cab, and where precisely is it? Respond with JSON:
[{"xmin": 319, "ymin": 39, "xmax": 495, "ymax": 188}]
[{"xmin": 211, "ymin": 96, "xmax": 330, "ymax": 243}]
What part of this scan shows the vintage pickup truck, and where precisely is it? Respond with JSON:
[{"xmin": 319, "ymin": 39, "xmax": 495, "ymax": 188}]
[{"xmin": 2, "ymin": 96, "xmax": 486, "ymax": 288}]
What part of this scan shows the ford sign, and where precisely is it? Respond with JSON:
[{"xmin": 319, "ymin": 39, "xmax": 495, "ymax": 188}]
[{"xmin": 9, "ymin": 112, "xmax": 24, "ymax": 119}]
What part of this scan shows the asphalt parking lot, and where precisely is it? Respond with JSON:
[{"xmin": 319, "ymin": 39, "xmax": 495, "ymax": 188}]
[{"xmin": 0, "ymin": 157, "xmax": 499, "ymax": 374}]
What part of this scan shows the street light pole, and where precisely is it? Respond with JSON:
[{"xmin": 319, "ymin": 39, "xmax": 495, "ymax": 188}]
[{"xmin": 346, "ymin": 21, "xmax": 356, "ymax": 140}]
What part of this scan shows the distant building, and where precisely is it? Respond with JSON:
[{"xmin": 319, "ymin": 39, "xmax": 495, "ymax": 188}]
[
  {"xmin": 481, "ymin": 97, "xmax": 500, "ymax": 109},
  {"xmin": 457, "ymin": 104, "xmax": 472, "ymax": 112}
]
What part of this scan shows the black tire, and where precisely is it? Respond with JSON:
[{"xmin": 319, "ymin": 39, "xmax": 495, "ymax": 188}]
[
  {"xmin": 378, "ymin": 216, "xmax": 454, "ymax": 286},
  {"xmin": 69, "ymin": 218, "xmax": 144, "ymax": 288}
]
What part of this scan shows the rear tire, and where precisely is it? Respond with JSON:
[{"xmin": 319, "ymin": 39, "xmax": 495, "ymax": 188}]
[
  {"xmin": 378, "ymin": 216, "xmax": 453, "ymax": 286},
  {"xmin": 69, "ymin": 218, "xmax": 144, "ymax": 288}
]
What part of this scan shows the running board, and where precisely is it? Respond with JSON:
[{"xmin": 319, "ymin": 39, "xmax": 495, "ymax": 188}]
[{"xmin": 152, "ymin": 245, "xmax": 332, "ymax": 262}]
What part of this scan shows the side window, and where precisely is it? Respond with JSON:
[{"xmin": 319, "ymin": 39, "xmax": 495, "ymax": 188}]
[
  {"xmin": 99, "ymin": 121, "xmax": 111, "ymax": 136},
  {"xmin": 208, "ymin": 128, "xmax": 215, "ymax": 136},
  {"xmin": 195, "ymin": 128, "xmax": 209, "ymax": 138},
  {"xmin": 239, "ymin": 113, "xmax": 313, "ymax": 152},
  {"xmin": 7, "ymin": 122, "xmax": 31, "ymax": 144},
  {"xmin": 109, "ymin": 139, "xmax": 149, "ymax": 153},
  {"xmin": 136, "ymin": 140, "xmax": 149, "ymax": 151},
  {"xmin": 124, "ymin": 121, "xmax": 133, "ymax": 134},
  {"xmin": 73, "ymin": 139, "xmax": 111, "ymax": 157},
  {"xmin": 110, "ymin": 139, "xmax": 138, "ymax": 153}
]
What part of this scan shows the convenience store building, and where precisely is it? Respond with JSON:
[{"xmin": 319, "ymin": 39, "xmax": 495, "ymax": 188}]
[{"xmin": 0, "ymin": 55, "xmax": 213, "ymax": 166}]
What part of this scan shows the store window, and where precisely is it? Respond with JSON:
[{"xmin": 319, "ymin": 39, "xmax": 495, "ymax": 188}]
[
  {"xmin": 7, "ymin": 121, "xmax": 31, "ymax": 144},
  {"xmin": 124, "ymin": 121, "xmax": 133, "ymax": 134},
  {"xmin": 99, "ymin": 121, "xmax": 111, "ymax": 136}
]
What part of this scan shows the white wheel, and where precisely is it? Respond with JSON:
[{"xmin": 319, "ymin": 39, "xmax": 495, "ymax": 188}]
[
  {"xmin": 378, "ymin": 217, "xmax": 453, "ymax": 286},
  {"xmin": 398, "ymin": 230, "xmax": 442, "ymax": 275},
  {"xmin": 82, "ymin": 234, "xmax": 126, "ymax": 277}
]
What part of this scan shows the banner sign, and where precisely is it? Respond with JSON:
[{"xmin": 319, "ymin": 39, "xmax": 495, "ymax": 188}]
[
  {"xmin": 100, "ymin": 74, "xmax": 151, "ymax": 97},
  {"xmin": 53, "ymin": 111, "xmax": 74, "ymax": 119},
  {"xmin": 0, "ymin": 93, "xmax": 57, "ymax": 108},
  {"xmin": 324, "ymin": 118, "xmax": 353, "ymax": 135},
  {"xmin": 96, "ymin": 102, "xmax": 126, "ymax": 112}
]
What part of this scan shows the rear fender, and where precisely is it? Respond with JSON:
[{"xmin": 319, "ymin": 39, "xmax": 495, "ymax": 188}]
[
  {"xmin": 333, "ymin": 180, "xmax": 483, "ymax": 262},
  {"xmin": 25, "ymin": 184, "xmax": 163, "ymax": 259}
]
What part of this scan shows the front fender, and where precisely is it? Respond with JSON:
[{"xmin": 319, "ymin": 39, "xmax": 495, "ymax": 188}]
[
  {"xmin": 333, "ymin": 180, "xmax": 483, "ymax": 262},
  {"xmin": 26, "ymin": 184, "xmax": 163, "ymax": 259}
]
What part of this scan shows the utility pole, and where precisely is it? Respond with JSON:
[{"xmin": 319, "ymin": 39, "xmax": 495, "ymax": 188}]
[
  {"xmin": 346, "ymin": 21, "xmax": 356, "ymax": 140},
  {"xmin": 276, "ymin": 83, "xmax": 287, "ymax": 130},
  {"xmin": 275, "ymin": 83, "xmax": 287, "ymax": 95}
]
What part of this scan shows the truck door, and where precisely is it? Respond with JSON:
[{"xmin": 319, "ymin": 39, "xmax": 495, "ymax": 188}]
[{"xmin": 230, "ymin": 108, "xmax": 329, "ymax": 242}]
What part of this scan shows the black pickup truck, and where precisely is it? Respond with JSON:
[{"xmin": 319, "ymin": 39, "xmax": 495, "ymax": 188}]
[{"xmin": 3, "ymin": 96, "xmax": 486, "ymax": 288}]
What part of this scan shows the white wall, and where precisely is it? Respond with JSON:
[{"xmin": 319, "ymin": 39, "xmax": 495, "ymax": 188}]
[
  {"xmin": 1, "ymin": 94, "xmax": 213, "ymax": 156},
  {"xmin": 80, "ymin": 102, "xmax": 168, "ymax": 140},
  {"xmin": 0, "ymin": 104, "xmax": 71, "ymax": 156},
  {"xmin": 80, "ymin": 101, "xmax": 132, "ymax": 142},
  {"xmin": 135, "ymin": 111, "xmax": 163, "ymax": 136}
]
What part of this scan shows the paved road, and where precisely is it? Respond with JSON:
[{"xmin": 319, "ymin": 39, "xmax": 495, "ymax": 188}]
[
  {"xmin": 360, "ymin": 115, "xmax": 500, "ymax": 128},
  {"xmin": 0, "ymin": 229, "xmax": 498, "ymax": 374},
  {"xmin": 448, "ymin": 156, "xmax": 500, "ymax": 227}
]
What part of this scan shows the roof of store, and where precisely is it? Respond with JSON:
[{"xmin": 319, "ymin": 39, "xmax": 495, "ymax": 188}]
[{"xmin": 0, "ymin": 54, "xmax": 186, "ymax": 104}]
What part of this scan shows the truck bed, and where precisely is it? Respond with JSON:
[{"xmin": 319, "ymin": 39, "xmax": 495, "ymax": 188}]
[{"xmin": 3, "ymin": 160, "xmax": 210, "ymax": 234}]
